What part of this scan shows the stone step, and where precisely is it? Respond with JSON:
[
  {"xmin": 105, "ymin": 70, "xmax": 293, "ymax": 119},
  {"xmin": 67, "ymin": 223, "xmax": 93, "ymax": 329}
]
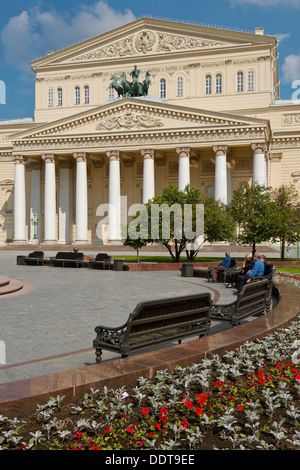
[{"xmin": 0, "ymin": 279, "xmax": 23, "ymax": 295}]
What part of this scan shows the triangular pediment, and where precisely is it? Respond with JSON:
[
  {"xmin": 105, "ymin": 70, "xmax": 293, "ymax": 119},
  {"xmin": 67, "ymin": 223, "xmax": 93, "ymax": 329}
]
[
  {"xmin": 11, "ymin": 98, "xmax": 269, "ymax": 141},
  {"xmin": 30, "ymin": 17, "xmax": 275, "ymax": 68}
]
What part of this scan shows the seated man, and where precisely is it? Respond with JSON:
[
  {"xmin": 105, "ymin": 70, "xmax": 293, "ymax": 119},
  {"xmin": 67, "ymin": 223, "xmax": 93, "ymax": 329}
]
[
  {"xmin": 233, "ymin": 253, "xmax": 265, "ymax": 294},
  {"xmin": 211, "ymin": 252, "xmax": 231, "ymax": 282}
]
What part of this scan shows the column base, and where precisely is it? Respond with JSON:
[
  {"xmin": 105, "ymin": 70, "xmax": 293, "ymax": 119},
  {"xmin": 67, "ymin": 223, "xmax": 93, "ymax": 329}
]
[
  {"xmin": 28, "ymin": 239, "xmax": 39, "ymax": 245},
  {"xmin": 12, "ymin": 239, "xmax": 27, "ymax": 245},
  {"xmin": 74, "ymin": 240, "xmax": 89, "ymax": 245},
  {"xmin": 43, "ymin": 240, "xmax": 58, "ymax": 245},
  {"xmin": 107, "ymin": 239, "xmax": 123, "ymax": 245}
]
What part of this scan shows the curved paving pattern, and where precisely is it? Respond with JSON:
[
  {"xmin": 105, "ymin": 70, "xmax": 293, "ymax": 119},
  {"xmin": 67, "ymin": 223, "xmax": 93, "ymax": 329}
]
[{"xmin": 0, "ymin": 278, "xmax": 299, "ymax": 418}]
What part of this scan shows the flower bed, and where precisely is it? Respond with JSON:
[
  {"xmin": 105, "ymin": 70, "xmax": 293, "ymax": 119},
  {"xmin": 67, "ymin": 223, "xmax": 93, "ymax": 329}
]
[{"xmin": 0, "ymin": 308, "xmax": 300, "ymax": 450}]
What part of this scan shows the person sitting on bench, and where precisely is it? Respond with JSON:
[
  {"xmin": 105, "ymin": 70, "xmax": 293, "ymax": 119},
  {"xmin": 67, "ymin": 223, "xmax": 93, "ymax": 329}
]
[
  {"xmin": 211, "ymin": 252, "xmax": 231, "ymax": 282},
  {"xmin": 233, "ymin": 253, "xmax": 265, "ymax": 294}
]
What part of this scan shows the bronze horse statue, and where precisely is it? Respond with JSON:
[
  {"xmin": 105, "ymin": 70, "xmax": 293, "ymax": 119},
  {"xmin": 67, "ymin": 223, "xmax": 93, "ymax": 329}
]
[
  {"xmin": 109, "ymin": 75, "xmax": 124, "ymax": 98},
  {"xmin": 109, "ymin": 69, "xmax": 151, "ymax": 98}
]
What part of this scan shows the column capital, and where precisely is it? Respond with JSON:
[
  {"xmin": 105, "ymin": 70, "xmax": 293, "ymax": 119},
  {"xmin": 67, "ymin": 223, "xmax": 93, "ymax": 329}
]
[
  {"xmin": 176, "ymin": 147, "xmax": 190, "ymax": 158},
  {"xmin": 73, "ymin": 152, "xmax": 88, "ymax": 162},
  {"xmin": 42, "ymin": 153, "xmax": 56, "ymax": 164},
  {"xmin": 213, "ymin": 145, "xmax": 228, "ymax": 157},
  {"xmin": 141, "ymin": 149, "xmax": 155, "ymax": 159},
  {"xmin": 13, "ymin": 155, "xmax": 26, "ymax": 165},
  {"xmin": 106, "ymin": 150, "xmax": 120, "ymax": 161},
  {"xmin": 251, "ymin": 143, "xmax": 267, "ymax": 155}
]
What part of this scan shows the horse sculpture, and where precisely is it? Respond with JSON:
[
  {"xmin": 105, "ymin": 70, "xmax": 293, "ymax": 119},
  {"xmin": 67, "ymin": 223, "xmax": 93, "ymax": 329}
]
[
  {"xmin": 109, "ymin": 75, "xmax": 124, "ymax": 98},
  {"xmin": 109, "ymin": 68, "xmax": 151, "ymax": 99}
]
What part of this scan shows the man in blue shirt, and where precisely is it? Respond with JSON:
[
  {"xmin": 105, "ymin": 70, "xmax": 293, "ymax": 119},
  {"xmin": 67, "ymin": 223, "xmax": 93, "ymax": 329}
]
[
  {"xmin": 233, "ymin": 253, "xmax": 265, "ymax": 294},
  {"xmin": 211, "ymin": 252, "xmax": 231, "ymax": 282}
]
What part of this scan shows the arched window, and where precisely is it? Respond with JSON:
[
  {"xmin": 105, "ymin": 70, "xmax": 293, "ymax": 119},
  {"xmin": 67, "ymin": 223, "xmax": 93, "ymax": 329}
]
[
  {"xmin": 48, "ymin": 88, "xmax": 54, "ymax": 107},
  {"xmin": 248, "ymin": 70, "xmax": 255, "ymax": 91},
  {"xmin": 84, "ymin": 85, "xmax": 90, "ymax": 104},
  {"xmin": 75, "ymin": 86, "xmax": 80, "ymax": 105},
  {"xmin": 57, "ymin": 88, "xmax": 63, "ymax": 106},
  {"xmin": 216, "ymin": 74, "xmax": 222, "ymax": 94},
  {"xmin": 237, "ymin": 72, "xmax": 244, "ymax": 92},
  {"xmin": 177, "ymin": 77, "xmax": 183, "ymax": 97},
  {"xmin": 160, "ymin": 78, "xmax": 166, "ymax": 98},
  {"xmin": 205, "ymin": 74, "xmax": 212, "ymax": 94}
]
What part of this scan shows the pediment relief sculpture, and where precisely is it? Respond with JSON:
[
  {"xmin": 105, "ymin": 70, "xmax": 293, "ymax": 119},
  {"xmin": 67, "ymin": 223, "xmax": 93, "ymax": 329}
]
[
  {"xmin": 72, "ymin": 30, "xmax": 228, "ymax": 62},
  {"xmin": 96, "ymin": 111, "xmax": 164, "ymax": 130}
]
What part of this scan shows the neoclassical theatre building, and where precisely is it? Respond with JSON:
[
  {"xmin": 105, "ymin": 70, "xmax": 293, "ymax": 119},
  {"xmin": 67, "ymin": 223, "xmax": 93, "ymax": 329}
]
[{"xmin": 0, "ymin": 17, "xmax": 299, "ymax": 245}]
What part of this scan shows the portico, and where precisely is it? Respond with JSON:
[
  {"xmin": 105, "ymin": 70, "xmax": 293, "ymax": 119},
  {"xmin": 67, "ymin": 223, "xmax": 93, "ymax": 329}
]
[{"xmin": 11, "ymin": 98, "xmax": 270, "ymax": 245}]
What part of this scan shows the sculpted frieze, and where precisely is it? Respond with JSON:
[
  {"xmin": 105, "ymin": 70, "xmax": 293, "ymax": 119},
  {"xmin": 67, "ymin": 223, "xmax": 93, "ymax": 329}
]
[
  {"xmin": 95, "ymin": 111, "xmax": 164, "ymax": 130},
  {"xmin": 72, "ymin": 30, "xmax": 228, "ymax": 61},
  {"xmin": 282, "ymin": 113, "xmax": 300, "ymax": 126}
]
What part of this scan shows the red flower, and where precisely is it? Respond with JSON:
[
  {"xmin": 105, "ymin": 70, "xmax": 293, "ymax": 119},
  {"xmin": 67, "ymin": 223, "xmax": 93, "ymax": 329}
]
[
  {"xmin": 195, "ymin": 407, "xmax": 203, "ymax": 415},
  {"xmin": 142, "ymin": 407, "xmax": 149, "ymax": 415},
  {"xmin": 149, "ymin": 432, "xmax": 155, "ymax": 438},
  {"xmin": 184, "ymin": 400, "xmax": 193, "ymax": 410},
  {"xmin": 181, "ymin": 419, "xmax": 189, "ymax": 429},
  {"xmin": 104, "ymin": 426, "xmax": 111, "ymax": 434},
  {"xmin": 91, "ymin": 446, "xmax": 101, "ymax": 450},
  {"xmin": 156, "ymin": 423, "xmax": 162, "ymax": 431},
  {"xmin": 74, "ymin": 430, "xmax": 83, "ymax": 441},
  {"xmin": 237, "ymin": 405, "xmax": 243, "ymax": 410}
]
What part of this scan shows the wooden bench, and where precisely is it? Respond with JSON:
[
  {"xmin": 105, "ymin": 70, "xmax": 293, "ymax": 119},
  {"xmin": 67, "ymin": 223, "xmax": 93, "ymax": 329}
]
[
  {"xmin": 93, "ymin": 293, "xmax": 212, "ymax": 363},
  {"xmin": 89, "ymin": 253, "xmax": 111, "ymax": 270},
  {"xmin": 50, "ymin": 251, "xmax": 84, "ymax": 268},
  {"xmin": 23, "ymin": 251, "xmax": 44, "ymax": 266},
  {"xmin": 209, "ymin": 278, "xmax": 272, "ymax": 326}
]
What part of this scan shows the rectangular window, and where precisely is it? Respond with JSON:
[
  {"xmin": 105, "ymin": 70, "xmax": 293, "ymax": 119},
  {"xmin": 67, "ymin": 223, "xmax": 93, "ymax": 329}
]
[
  {"xmin": 160, "ymin": 79, "xmax": 166, "ymax": 99},
  {"xmin": 177, "ymin": 77, "xmax": 183, "ymax": 97},
  {"xmin": 58, "ymin": 88, "xmax": 62, "ymax": 106},
  {"xmin": 75, "ymin": 87, "xmax": 80, "ymax": 105},
  {"xmin": 248, "ymin": 70, "xmax": 254, "ymax": 91},
  {"xmin": 237, "ymin": 72, "xmax": 244, "ymax": 92},
  {"xmin": 48, "ymin": 88, "xmax": 54, "ymax": 107},
  {"xmin": 84, "ymin": 86, "xmax": 90, "ymax": 104},
  {"xmin": 216, "ymin": 74, "xmax": 222, "ymax": 94}
]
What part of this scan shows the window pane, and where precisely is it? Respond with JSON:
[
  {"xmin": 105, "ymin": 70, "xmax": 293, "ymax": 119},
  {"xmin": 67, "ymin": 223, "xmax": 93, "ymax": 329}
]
[
  {"xmin": 216, "ymin": 74, "xmax": 222, "ymax": 94},
  {"xmin": 237, "ymin": 72, "xmax": 244, "ymax": 92},
  {"xmin": 248, "ymin": 70, "xmax": 254, "ymax": 91},
  {"xmin": 75, "ymin": 86, "xmax": 80, "ymax": 104},
  {"xmin": 48, "ymin": 88, "xmax": 54, "ymax": 107},
  {"xmin": 160, "ymin": 79, "xmax": 166, "ymax": 98},
  {"xmin": 58, "ymin": 88, "xmax": 62, "ymax": 106},
  {"xmin": 84, "ymin": 85, "xmax": 90, "ymax": 104},
  {"xmin": 108, "ymin": 87, "xmax": 114, "ymax": 99},
  {"xmin": 177, "ymin": 77, "xmax": 183, "ymax": 96},
  {"xmin": 205, "ymin": 75, "xmax": 212, "ymax": 94}
]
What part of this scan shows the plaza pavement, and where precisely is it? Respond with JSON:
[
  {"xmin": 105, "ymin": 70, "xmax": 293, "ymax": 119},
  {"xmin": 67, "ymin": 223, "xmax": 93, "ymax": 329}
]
[{"xmin": 0, "ymin": 248, "xmax": 278, "ymax": 386}]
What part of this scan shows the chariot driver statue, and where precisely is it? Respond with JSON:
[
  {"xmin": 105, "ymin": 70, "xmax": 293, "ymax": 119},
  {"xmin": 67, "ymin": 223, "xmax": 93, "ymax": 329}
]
[{"xmin": 129, "ymin": 65, "xmax": 141, "ymax": 96}]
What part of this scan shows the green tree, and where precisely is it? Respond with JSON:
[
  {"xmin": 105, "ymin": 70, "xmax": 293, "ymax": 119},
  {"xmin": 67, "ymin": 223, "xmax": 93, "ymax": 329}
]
[
  {"xmin": 123, "ymin": 232, "xmax": 148, "ymax": 263},
  {"xmin": 142, "ymin": 184, "xmax": 203, "ymax": 262},
  {"xmin": 269, "ymin": 184, "xmax": 300, "ymax": 260},
  {"xmin": 230, "ymin": 184, "xmax": 275, "ymax": 258}
]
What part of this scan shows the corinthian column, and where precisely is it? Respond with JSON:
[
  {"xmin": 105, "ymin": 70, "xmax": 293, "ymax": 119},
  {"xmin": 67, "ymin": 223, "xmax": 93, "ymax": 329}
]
[
  {"xmin": 42, "ymin": 154, "xmax": 57, "ymax": 243},
  {"xmin": 213, "ymin": 145, "xmax": 228, "ymax": 204},
  {"xmin": 107, "ymin": 151, "xmax": 121, "ymax": 242},
  {"xmin": 74, "ymin": 153, "xmax": 88, "ymax": 244},
  {"xmin": 176, "ymin": 147, "xmax": 190, "ymax": 191},
  {"xmin": 141, "ymin": 149, "xmax": 155, "ymax": 203},
  {"xmin": 252, "ymin": 143, "xmax": 266, "ymax": 186},
  {"xmin": 28, "ymin": 161, "xmax": 41, "ymax": 243},
  {"xmin": 13, "ymin": 155, "xmax": 26, "ymax": 243}
]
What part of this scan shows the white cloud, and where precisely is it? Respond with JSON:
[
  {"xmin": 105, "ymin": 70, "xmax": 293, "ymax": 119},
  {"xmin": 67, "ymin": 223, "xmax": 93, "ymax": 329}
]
[
  {"xmin": 230, "ymin": 0, "xmax": 300, "ymax": 6},
  {"xmin": 0, "ymin": 2, "xmax": 136, "ymax": 77},
  {"xmin": 274, "ymin": 33, "xmax": 290, "ymax": 42},
  {"xmin": 282, "ymin": 54, "xmax": 300, "ymax": 83}
]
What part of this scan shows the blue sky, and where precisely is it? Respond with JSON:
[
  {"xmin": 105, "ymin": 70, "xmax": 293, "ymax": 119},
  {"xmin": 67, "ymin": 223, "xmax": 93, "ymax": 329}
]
[{"xmin": 1, "ymin": 0, "xmax": 300, "ymax": 120}]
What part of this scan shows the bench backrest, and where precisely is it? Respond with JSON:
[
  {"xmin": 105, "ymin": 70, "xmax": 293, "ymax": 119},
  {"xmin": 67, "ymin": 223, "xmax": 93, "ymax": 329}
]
[
  {"xmin": 235, "ymin": 279, "xmax": 270, "ymax": 317},
  {"xmin": 28, "ymin": 251, "xmax": 44, "ymax": 258},
  {"xmin": 95, "ymin": 253, "xmax": 111, "ymax": 261},
  {"xmin": 55, "ymin": 251, "xmax": 84, "ymax": 260},
  {"xmin": 230, "ymin": 259, "xmax": 237, "ymax": 268},
  {"xmin": 124, "ymin": 293, "xmax": 212, "ymax": 343}
]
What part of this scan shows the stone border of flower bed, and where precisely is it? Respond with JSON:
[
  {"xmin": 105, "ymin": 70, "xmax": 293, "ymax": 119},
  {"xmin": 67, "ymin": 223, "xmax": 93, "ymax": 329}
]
[{"xmin": 0, "ymin": 278, "xmax": 299, "ymax": 419}]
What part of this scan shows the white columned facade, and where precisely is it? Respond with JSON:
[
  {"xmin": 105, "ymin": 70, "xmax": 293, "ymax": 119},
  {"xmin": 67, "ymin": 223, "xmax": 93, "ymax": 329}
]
[
  {"xmin": 74, "ymin": 152, "xmax": 88, "ymax": 244},
  {"xmin": 58, "ymin": 160, "xmax": 73, "ymax": 244},
  {"xmin": 176, "ymin": 147, "xmax": 190, "ymax": 191},
  {"xmin": 213, "ymin": 145, "xmax": 228, "ymax": 204},
  {"xmin": 107, "ymin": 150, "xmax": 121, "ymax": 242},
  {"xmin": 28, "ymin": 161, "xmax": 41, "ymax": 243},
  {"xmin": 252, "ymin": 143, "xmax": 266, "ymax": 186},
  {"xmin": 142, "ymin": 149, "xmax": 155, "ymax": 203},
  {"xmin": 42, "ymin": 154, "xmax": 57, "ymax": 243},
  {"xmin": 13, "ymin": 155, "xmax": 27, "ymax": 243}
]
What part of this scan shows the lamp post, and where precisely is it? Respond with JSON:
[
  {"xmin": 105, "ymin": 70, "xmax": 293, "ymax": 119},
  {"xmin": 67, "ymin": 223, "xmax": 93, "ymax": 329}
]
[{"xmin": 31, "ymin": 214, "xmax": 39, "ymax": 241}]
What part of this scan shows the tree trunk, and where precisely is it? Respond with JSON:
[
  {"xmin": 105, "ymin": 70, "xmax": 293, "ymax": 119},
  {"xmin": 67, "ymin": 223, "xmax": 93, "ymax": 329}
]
[
  {"xmin": 252, "ymin": 241, "xmax": 256, "ymax": 259},
  {"xmin": 281, "ymin": 237, "xmax": 285, "ymax": 261},
  {"xmin": 137, "ymin": 246, "xmax": 140, "ymax": 263}
]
